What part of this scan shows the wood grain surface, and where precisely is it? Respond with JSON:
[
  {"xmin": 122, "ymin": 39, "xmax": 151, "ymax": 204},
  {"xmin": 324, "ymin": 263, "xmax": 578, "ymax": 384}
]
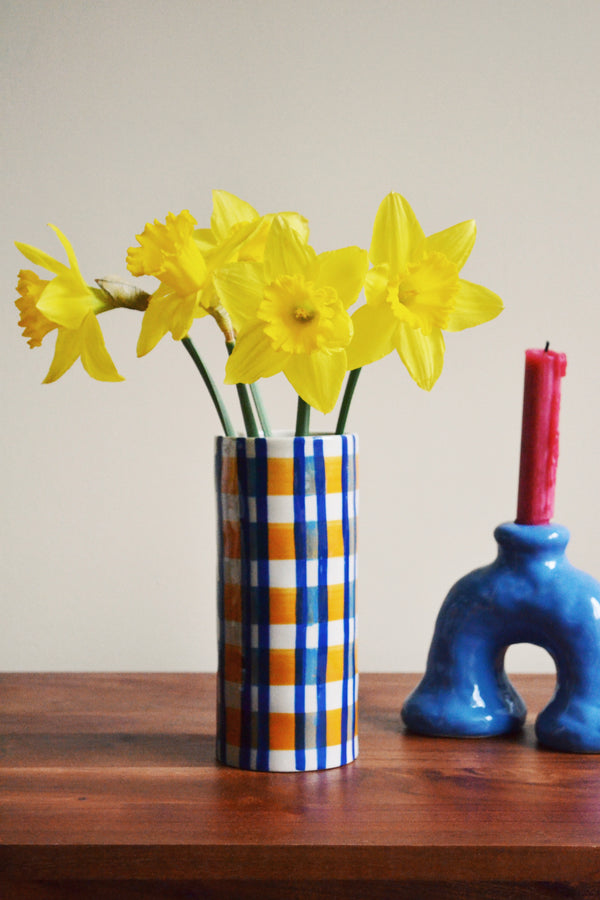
[{"xmin": 2, "ymin": 673, "xmax": 600, "ymax": 899}]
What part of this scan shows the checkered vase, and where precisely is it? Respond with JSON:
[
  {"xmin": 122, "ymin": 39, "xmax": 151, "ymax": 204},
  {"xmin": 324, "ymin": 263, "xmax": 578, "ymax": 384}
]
[{"xmin": 215, "ymin": 433, "xmax": 358, "ymax": 771}]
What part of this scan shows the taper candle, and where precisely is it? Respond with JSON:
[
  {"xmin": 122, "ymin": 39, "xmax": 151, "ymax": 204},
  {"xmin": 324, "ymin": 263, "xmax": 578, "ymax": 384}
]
[{"xmin": 516, "ymin": 346, "xmax": 567, "ymax": 525}]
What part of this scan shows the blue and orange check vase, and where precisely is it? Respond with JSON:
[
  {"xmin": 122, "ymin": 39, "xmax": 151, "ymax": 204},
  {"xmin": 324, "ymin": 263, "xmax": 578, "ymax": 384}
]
[{"xmin": 215, "ymin": 433, "xmax": 359, "ymax": 771}]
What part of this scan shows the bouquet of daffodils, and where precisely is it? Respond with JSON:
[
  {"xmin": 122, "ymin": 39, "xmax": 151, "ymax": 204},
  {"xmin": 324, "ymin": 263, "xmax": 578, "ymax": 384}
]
[{"xmin": 15, "ymin": 191, "xmax": 503, "ymax": 436}]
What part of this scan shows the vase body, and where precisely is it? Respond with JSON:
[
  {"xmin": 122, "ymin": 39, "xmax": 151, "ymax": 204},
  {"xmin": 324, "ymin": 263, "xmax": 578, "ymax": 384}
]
[{"xmin": 215, "ymin": 433, "xmax": 358, "ymax": 771}]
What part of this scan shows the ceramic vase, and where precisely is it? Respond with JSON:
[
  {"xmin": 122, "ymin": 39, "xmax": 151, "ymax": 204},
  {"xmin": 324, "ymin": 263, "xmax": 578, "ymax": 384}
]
[{"xmin": 215, "ymin": 433, "xmax": 358, "ymax": 771}]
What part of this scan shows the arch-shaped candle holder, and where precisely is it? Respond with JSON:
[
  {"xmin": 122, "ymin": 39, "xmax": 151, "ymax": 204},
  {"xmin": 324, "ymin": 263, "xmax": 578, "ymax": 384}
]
[
  {"xmin": 402, "ymin": 347, "xmax": 600, "ymax": 752},
  {"xmin": 401, "ymin": 522, "xmax": 600, "ymax": 752}
]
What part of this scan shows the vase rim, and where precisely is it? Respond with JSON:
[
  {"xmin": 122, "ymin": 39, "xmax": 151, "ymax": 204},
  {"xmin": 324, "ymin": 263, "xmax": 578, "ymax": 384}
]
[{"xmin": 216, "ymin": 430, "xmax": 358, "ymax": 443}]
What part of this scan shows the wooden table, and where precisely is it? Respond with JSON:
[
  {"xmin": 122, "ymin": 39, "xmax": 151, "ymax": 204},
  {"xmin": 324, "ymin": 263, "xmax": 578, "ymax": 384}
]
[{"xmin": 2, "ymin": 673, "xmax": 600, "ymax": 899}]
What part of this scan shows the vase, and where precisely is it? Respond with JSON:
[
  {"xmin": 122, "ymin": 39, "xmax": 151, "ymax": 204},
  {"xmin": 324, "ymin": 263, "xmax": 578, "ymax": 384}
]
[
  {"xmin": 215, "ymin": 432, "xmax": 359, "ymax": 771},
  {"xmin": 402, "ymin": 522, "xmax": 600, "ymax": 752}
]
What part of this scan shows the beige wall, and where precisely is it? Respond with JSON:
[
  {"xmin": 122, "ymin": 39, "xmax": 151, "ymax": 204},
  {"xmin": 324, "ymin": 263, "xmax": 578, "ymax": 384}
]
[{"xmin": 2, "ymin": 0, "xmax": 599, "ymax": 673}]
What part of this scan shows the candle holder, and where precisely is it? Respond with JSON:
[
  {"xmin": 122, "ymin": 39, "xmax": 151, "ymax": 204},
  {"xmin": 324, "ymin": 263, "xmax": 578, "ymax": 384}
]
[
  {"xmin": 402, "ymin": 347, "xmax": 600, "ymax": 753},
  {"xmin": 401, "ymin": 521, "xmax": 600, "ymax": 752}
]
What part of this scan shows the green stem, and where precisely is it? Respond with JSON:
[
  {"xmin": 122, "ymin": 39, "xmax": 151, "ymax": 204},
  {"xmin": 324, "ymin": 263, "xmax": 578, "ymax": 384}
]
[
  {"xmin": 295, "ymin": 397, "xmax": 311, "ymax": 437},
  {"xmin": 250, "ymin": 383, "xmax": 271, "ymax": 436},
  {"xmin": 335, "ymin": 368, "xmax": 362, "ymax": 434},
  {"xmin": 182, "ymin": 336, "xmax": 235, "ymax": 437},
  {"xmin": 226, "ymin": 341, "xmax": 259, "ymax": 437}
]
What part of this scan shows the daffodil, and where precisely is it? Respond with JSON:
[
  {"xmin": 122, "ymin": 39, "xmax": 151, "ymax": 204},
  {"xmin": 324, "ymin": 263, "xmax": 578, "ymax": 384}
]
[
  {"xmin": 127, "ymin": 192, "xmax": 309, "ymax": 357},
  {"xmin": 215, "ymin": 216, "xmax": 368, "ymax": 414},
  {"xmin": 127, "ymin": 209, "xmax": 216, "ymax": 355},
  {"xmin": 15, "ymin": 226, "xmax": 124, "ymax": 383},
  {"xmin": 346, "ymin": 192, "xmax": 503, "ymax": 390}
]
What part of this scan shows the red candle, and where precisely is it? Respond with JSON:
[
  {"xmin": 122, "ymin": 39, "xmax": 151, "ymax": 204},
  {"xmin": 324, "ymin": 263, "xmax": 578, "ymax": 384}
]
[{"xmin": 516, "ymin": 347, "xmax": 567, "ymax": 525}]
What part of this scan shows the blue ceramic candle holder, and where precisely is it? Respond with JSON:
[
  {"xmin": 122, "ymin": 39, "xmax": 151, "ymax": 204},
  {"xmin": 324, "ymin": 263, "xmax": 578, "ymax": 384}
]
[{"xmin": 402, "ymin": 522, "xmax": 600, "ymax": 752}]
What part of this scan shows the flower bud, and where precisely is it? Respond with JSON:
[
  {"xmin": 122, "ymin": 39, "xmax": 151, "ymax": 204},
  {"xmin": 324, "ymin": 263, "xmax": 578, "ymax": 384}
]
[{"xmin": 96, "ymin": 277, "xmax": 149, "ymax": 311}]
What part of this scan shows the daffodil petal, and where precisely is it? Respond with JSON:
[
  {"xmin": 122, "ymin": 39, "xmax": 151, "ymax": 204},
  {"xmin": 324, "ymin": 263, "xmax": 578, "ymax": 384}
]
[
  {"xmin": 264, "ymin": 216, "xmax": 314, "ymax": 282},
  {"xmin": 14, "ymin": 241, "xmax": 69, "ymax": 277},
  {"xmin": 42, "ymin": 328, "xmax": 82, "ymax": 383},
  {"xmin": 192, "ymin": 301, "xmax": 210, "ymax": 321},
  {"xmin": 136, "ymin": 284, "xmax": 196, "ymax": 355},
  {"xmin": 225, "ymin": 325, "xmax": 286, "ymax": 384},
  {"xmin": 47, "ymin": 224, "xmax": 85, "ymax": 283},
  {"xmin": 213, "ymin": 261, "xmax": 265, "ymax": 330},
  {"xmin": 229, "ymin": 218, "xmax": 272, "ymax": 263},
  {"xmin": 79, "ymin": 314, "xmax": 124, "ymax": 382},
  {"xmin": 283, "ymin": 349, "xmax": 347, "ymax": 414},
  {"xmin": 276, "ymin": 211, "xmax": 310, "ymax": 243},
  {"xmin": 314, "ymin": 247, "xmax": 368, "ymax": 309},
  {"xmin": 234, "ymin": 212, "xmax": 309, "ymax": 265},
  {"xmin": 369, "ymin": 192, "xmax": 425, "ymax": 273},
  {"xmin": 211, "ymin": 190, "xmax": 258, "ymax": 241},
  {"xmin": 206, "ymin": 220, "xmax": 260, "ymax": 270},
  {"xmin": 445, "ymin": 279, "xmax": 504, "ymax": 332},
  {"xmin": 193, "ymin": 228, "xmax": 216, "ymax": 254},
  {"xmin": 425, "ymin": 220, "xmax": 476, "ymax": 271},
  {"xmin": 166, "ymin": 294, "xmax": 196, "ymax": 339},
  {"xmin": 36, "ymin": 274, "xmax": 93, "ymax": 329},
  {"xmin": 137, "ymin": 292, "xmax": 167, "ymax": 356},
  {"xmin": 364, "ymin": 264, "xmax": 391, "ymax": 307},
  {"xmin": 395, "ymin": 323, "xmax": 445, "ymax": 391},
  {"xmin": 346, "ymin": 303, "xmax": 397, "ymax": 369}
]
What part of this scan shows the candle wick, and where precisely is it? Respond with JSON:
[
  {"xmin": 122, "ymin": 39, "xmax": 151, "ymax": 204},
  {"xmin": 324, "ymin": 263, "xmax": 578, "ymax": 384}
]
[{"xmin": 544, "ymin": 341, "xmax": 550, "ymax": 352}]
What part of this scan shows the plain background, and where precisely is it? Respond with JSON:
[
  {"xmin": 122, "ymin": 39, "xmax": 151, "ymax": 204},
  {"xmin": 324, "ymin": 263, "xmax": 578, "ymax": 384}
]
[{"xmin": 2, "ymin": 0, "xmax": 599, "ymax": 674}]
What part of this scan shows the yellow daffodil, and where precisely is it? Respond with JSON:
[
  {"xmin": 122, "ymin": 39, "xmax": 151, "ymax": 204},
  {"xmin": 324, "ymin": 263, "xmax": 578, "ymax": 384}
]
[
  {"xmin": 215, "ymin": 217, "xmax": 368, "ymax": 414},
  {"xmin": 15, "ymin": 226, "xmax": 124, "ymax": 383},
  {"xmin": 127, "ymin": 209, "xmax": 216, "ymax": 355},
  {"xmin": 346, "ymin": 192, "xmax": 503, "ymax": 390},
  {"xmin": 128, "ymin": 192, "xmax": 309, "ymax": 357}
]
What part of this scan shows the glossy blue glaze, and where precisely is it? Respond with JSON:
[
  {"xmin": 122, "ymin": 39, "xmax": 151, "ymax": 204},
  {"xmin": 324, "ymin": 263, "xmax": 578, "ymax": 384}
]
[{"xmin": 402, "ymin": 523, "xmax": 600, "ymax": 752}]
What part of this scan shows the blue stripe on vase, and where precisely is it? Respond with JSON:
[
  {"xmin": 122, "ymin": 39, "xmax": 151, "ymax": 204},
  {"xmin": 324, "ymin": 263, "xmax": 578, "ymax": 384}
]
[
  {"xmin": 340, "ymin": 434, "xmax": 350, "ymax": 765},
  {"xmin": 255, "ymin": 437, "xmax": 270, "ymax": 770},
  {"xmin": 350, "ymin": 435, "xmax": 358, "ymax": 757},
  {"xmin": 236, "ymin": 437, "xmax": 253, "ymax": 770},
  {"xmin": 293, "ymin": 436, "xmax": 308, "ymax": 771},
  {"xmin": 314, "ymin": 437, "xmax": 329, "ymax": 769},
  {"xmin": 215, "ymin": 437, "xmax": 227, "ymax": 763}
]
